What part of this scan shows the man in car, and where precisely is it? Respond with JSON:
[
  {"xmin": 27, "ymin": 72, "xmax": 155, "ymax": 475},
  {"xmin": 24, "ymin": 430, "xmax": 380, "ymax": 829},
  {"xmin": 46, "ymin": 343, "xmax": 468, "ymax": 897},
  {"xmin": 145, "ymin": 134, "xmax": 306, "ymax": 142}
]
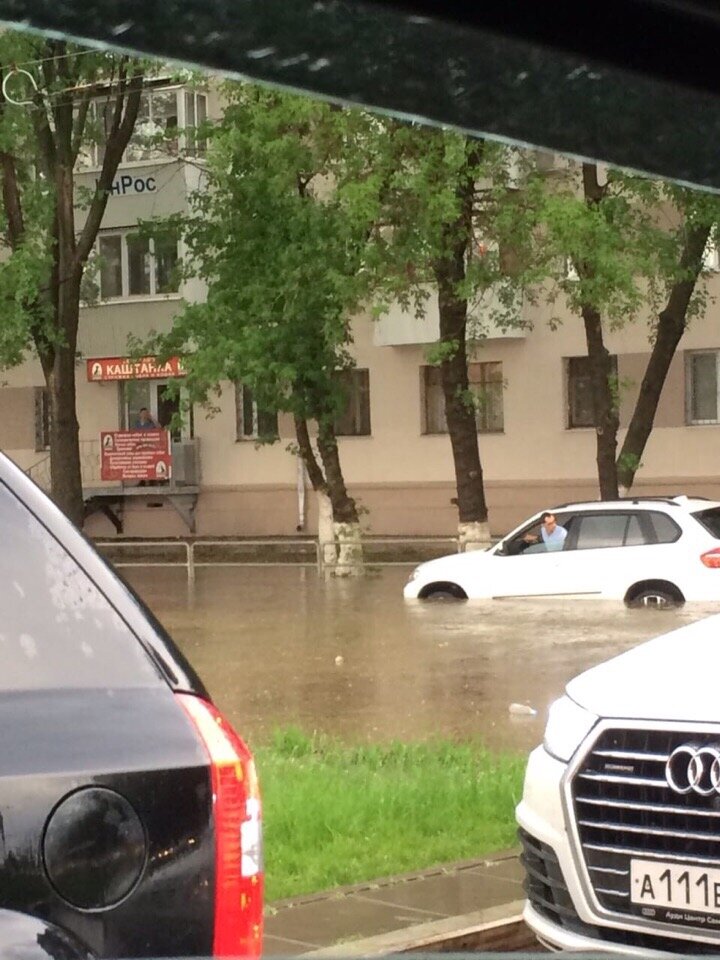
[{"xmin": 523, "ymin": 512, "xmax": 567, "ymax": 553}]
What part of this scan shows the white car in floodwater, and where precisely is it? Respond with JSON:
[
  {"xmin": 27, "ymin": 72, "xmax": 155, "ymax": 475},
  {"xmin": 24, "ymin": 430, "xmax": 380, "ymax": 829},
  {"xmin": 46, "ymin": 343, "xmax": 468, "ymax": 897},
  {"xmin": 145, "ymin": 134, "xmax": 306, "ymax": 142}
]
[
  {"xmin": 403, "ymin": 496, "xmax": 720, "ymax": 607},
  {"xmin": 517, "ymin": 612, "xmax": 720, "ymax": 955}
]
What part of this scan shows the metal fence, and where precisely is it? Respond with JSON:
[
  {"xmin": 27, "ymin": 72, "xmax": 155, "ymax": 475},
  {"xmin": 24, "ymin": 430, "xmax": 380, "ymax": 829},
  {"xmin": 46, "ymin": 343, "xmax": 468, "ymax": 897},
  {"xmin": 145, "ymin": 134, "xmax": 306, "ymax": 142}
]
[{"xmin": 95, "ymin": 536, "xmax": 464, "ymax": 582}]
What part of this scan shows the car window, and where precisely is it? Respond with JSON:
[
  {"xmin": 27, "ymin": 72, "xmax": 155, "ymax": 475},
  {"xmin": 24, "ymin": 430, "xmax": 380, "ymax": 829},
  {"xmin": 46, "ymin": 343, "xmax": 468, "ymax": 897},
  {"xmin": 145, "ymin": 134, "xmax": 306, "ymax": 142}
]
[
  {"xmin": 574, "ymin": 513, "xmax": 642, "ymax": 550},
  {"xmin": 624, "ymin": 514, "xmax": 646, "ymax": 546},
  {"xmin": 0, "ymin": 480, "xmax": 161, "ymax": 690},
  {"xmin": 647, "ymin": 510, "xmax": 682, "ymax": 544},
  {"xmin": 499, "ymin": 512, "xmax": 574, "ymax": 555},
  {"xmin": 692, "ymin": 507, "xmax": 720, "ymax": 540}
]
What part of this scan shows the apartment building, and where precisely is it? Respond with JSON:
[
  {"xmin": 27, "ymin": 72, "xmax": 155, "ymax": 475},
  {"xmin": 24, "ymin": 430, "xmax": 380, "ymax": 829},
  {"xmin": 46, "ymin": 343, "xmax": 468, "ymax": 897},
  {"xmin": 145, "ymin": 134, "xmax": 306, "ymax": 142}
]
[{"xmin": 1, "ymin": 81, "xmax": 719, "ymax": 538}]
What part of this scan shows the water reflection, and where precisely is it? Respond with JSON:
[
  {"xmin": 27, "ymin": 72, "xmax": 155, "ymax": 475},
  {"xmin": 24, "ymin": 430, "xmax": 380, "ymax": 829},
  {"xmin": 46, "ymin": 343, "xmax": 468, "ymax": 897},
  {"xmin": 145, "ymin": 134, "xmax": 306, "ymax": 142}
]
[{"xmin": 127, "ymin": 566, "xmax": 715, "ymax": 752}]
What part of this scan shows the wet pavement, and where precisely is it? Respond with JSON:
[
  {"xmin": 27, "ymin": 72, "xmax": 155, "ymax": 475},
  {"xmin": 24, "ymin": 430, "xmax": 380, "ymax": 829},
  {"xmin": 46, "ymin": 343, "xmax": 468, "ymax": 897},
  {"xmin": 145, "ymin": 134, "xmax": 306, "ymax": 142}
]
[
  {"xmin": 126, "ymin": 565, "xmax": 717, "ymax": 751},
  {"xmin": 262, "ymin": 851, "xmax": 527, "ymax": 955}
]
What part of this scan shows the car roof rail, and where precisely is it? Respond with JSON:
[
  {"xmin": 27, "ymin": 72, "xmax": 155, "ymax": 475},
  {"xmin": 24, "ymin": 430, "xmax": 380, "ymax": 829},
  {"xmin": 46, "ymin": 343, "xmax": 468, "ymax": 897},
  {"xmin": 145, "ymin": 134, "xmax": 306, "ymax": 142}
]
[{"xmin": 552, "ymin": 496, "xmax": 682, "ymax": 509}]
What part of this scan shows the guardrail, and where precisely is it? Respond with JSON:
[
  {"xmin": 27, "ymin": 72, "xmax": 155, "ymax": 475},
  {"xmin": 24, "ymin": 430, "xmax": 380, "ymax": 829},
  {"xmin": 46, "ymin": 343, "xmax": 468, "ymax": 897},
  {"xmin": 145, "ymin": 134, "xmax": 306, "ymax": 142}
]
[{"xmin": 95, "ymin": 535, "xmax": 466, "ymax": 582}]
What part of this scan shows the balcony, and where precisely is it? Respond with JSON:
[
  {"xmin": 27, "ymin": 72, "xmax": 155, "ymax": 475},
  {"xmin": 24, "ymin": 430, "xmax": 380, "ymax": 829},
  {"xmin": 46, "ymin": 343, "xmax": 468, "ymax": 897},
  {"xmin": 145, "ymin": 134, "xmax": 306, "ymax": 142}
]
[
  {"xmin": 372, "ymin": 288, "xmax": 526, "ymax": 347},
  {"xmin": 27, "ymin": 437, "xmax": 201, "ymax": 533}
]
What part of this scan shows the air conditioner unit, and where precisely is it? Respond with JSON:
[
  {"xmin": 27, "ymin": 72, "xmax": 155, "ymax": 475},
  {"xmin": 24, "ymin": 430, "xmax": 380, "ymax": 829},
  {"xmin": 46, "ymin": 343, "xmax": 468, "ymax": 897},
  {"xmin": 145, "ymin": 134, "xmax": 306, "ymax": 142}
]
[{"xmin": 171, "ymin": 439, "xmax": 200, "ymax": 486}]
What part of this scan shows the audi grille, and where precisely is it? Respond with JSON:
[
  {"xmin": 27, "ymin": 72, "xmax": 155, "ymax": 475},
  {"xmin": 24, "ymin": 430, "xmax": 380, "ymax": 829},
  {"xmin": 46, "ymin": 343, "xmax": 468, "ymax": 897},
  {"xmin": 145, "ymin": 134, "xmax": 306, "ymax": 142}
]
[{"xmin": 569, "ymin": 726, "xmax": 720, "ymax": 921}]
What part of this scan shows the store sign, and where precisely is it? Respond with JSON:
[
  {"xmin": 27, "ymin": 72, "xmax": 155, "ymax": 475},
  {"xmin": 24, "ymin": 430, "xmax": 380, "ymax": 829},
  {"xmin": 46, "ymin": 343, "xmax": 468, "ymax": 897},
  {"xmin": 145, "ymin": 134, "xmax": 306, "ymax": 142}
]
[
  {"xmin": 97, "ymin": 174, "xmax": 157, "ymax": 196},
  {"xmin": 101, "ymin": 430, "xmax": 172, "ymax": 482},
  {"xmin": 87, "ymin": 356, "xmax": 185, "ymax": 382}
]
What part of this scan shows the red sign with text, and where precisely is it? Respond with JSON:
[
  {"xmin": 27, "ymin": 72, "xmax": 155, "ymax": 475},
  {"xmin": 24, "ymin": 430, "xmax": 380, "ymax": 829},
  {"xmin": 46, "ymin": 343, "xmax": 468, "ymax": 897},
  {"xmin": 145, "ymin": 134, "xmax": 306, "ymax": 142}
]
[
  {"xmin": 87, "ymin": 356, "xmax": 185, "ymax": 382},
  {"xmin": 100, "ymin": 430, "xmax": 172, "ymax": 482}
]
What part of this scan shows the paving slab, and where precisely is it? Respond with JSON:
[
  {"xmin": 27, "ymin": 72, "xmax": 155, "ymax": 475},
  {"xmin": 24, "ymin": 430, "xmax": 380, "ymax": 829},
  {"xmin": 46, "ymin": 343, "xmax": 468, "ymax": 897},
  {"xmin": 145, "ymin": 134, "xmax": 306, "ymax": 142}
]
[
  {"xmin": 355, "ymin": 872, "xmax": 523, "ymax": 917},
  {"xmin": 264, "ymin": 851, "xmax": 527, "ymax": 955},
  {"xmin": 302, "ymin": 900, "xmax": 530, "ymax": 957}
]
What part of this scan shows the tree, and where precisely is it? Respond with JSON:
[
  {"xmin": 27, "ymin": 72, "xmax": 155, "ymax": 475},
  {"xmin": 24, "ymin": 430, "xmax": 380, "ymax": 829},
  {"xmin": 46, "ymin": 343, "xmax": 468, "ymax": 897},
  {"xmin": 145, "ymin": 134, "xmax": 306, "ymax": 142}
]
[
  {"xmin": 540, "ymin": 162, "xmax": 719, "ymax": 497},
  {"xmin": 153, "ymin": 86, "xmax": 382, "ymax": 572},
  {"xmin": 0, "ymin": 33, "xmax": 146, "ymax": 524},
  {"xmin": 363, "ymin": 125, "xmax": 541, "ymax": 545}
]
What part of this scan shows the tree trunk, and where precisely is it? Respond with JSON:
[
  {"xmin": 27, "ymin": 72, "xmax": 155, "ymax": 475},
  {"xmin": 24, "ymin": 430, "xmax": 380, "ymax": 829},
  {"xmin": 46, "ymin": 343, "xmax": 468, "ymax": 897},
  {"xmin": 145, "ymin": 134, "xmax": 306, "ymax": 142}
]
[
  {"xmin": 317, "ymin": 421, "xmax": 363, "ymax": 576},
  {"xmin": 293, "ymin": 415, "xmax": 336, "ymax": 566},
  {"xmin": 46, "ymin": 340, "xmax": 83, "ymax": 525},
  {"xmin": 578, "ymin": 163, "xmax": 619, "ymax": 500},
  {"xmin": 432, "ymin": 142, "xmax": 490, "ymax": 549},
  {"xmin": 617, "ymin": 223, "xmax": 710, "ymax": 491},
  {"xmin": 582, "ymin": 303, "xmax": 620, "ymax": 499},
  {"xmin": 437, "ymin": 283, "xmax": 491, "ymax": 546}
]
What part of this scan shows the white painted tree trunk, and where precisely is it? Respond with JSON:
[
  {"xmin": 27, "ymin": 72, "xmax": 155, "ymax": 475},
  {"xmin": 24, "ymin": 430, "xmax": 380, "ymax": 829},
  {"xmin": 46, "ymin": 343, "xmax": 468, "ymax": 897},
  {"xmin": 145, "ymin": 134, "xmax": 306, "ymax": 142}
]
[
  {"xmin": 458, "ymin": 520, "xmax": 491, "ymax": 552},
  {"xmin": 333, "ymin": 520, "xmax": 364, "ymax": 577},
  {"xmin": 317, "ymin": 491, "xmax": 336, "ymax": 568}
]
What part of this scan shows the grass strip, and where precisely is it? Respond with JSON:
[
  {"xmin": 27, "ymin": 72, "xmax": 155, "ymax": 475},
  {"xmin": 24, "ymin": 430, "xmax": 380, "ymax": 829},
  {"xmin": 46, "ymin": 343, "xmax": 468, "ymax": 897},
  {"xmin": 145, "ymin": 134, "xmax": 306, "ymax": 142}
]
[{"xmin": 256, "ymin": 727, "xmax": 526, "ymax": 902}]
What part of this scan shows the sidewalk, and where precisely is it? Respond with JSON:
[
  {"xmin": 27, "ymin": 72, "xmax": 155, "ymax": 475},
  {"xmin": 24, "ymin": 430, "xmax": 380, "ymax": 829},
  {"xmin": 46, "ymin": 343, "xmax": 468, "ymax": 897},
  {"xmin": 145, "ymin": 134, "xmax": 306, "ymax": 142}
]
[{"xmin": 264, "ymin": 850, "xmax": 531, "ymax": 955}]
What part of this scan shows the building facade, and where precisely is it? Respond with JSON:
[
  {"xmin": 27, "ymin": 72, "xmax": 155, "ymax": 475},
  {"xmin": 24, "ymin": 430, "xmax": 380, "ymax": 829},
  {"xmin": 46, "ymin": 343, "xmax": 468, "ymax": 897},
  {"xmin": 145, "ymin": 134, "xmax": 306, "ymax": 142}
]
[{"xmin": 1, "ymin": 83, "xmax": 719, "ymax": 538}]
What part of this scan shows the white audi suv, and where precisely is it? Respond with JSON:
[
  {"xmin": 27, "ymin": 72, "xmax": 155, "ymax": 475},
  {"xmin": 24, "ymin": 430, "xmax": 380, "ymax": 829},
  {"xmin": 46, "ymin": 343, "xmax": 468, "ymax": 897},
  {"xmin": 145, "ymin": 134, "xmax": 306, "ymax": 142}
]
[{"xmin": 517, "ymin": 613, "xmax": 720, "ymax": 955}]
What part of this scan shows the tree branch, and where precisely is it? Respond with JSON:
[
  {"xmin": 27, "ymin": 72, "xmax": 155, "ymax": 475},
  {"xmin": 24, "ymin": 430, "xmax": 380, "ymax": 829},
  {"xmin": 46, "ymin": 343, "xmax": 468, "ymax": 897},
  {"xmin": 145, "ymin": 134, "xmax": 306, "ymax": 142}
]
[{"xmin": 75, "ymin": 67, "xmax": 144, "ymax": 265}]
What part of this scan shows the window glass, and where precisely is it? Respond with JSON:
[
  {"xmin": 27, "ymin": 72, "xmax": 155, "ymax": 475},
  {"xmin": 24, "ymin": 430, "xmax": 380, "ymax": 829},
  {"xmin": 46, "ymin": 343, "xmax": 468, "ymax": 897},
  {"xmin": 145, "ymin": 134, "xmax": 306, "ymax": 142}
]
[
  {"xmin": 575, "ymin": 514, "xmax": 629, "ymax": 549},
  {"xmin": 469, "ymin": 361, "xmax": 504, "ymax": 432},
  {"xmin": 625, "ymin": 514, "xmax": 646, "ymax": 546},
  {"xmin": 422, "ymin": 366, "xmax": 445, "ymax": 434},
  {"xmin": 235, "ymin": 383, "xmax": 278, "ymax": 440},
  {"xmin": 123, "ymin": 380, "xmax": 152, "ymax": 429},
  {"xmin": 125, "ymin": 93, "xmax": 152, "ymax": 162},
  {"xmin": 196, "ymin": 94, "xmax": 208, "ymax": 155},
  {"xmin": 99, "ymin": 235, "xmax": 122, "ymax": 298},
  {"xmin": 689, "ymin": 353, "xmax": 718, "ymax": 422},
  {"xmin": 567, "ymin": 356, "xmax": 594, "ymax": 428},
  {"xmin": 648, "ymin": 511, "xmax": 682, "ymax": 543},
  {"xmin": 0, "ymin": 480, "xmax": 159, "ymax": 690},
  {"xmin": 335, "ymin": 370, "xmax": 371, "ymax": 436},
  {"xmin": 152, "ymin": 89, "xmax": 179, "ymax": 156},
  {"xmin": 566, "ymin": 355, "xmax": 618, "ymax": 429},
  {"xmin": 154, "ymin": 233, "xmax": 180, "ymax": 294},
  {"xmin": 127, "ymin": 234, "xmax": 151, "ymax": 295},
  {"xmin": 423, "ymin": 363, "xmax": 504, "ymax": 434},
  {"xmin": 692, "ymin": 507, "xmax": 720, "ymax": 540}
]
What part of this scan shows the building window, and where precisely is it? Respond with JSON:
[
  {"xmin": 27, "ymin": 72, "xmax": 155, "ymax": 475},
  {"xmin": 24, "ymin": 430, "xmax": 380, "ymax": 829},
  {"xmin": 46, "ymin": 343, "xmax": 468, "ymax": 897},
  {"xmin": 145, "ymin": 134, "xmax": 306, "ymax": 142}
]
[
  {"xmin": 422, "ymin": 362, "xmax": 504, "ymax": 434},
  {"xmin": 469, "ymin": 361, "xmax": 504, "ymax": 432},
  {"xmin": 334, "ymin": 369, "xmax": 371, "ymax": 437},
  {"xmin": 97, "ymin": 230, "xmax": 179, "ymax": 300},
  {"xmin": 85, "ymin": 86, "xmax": 208, "ymax": 167},
  {"xmin": 34, "ymin": 387, "xmax": 50, "ymax": 451},
  {"xmin": 235, "ymin": 384, "xmax": 278, "ymax": 441},
  {"xmin": 566, "ymin": 355, "xmax": 618, "ymax": 429},
  {"xmin": 687, "ymin": 351, "xmax": 720, "ymax": 424}
]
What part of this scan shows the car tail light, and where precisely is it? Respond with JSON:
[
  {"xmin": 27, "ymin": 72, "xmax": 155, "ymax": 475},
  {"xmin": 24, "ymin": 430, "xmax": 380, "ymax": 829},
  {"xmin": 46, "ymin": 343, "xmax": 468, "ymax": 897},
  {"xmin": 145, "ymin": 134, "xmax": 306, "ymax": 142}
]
[
  {"xmin": 701, "ymin": 548, "xmax": 720, "ymax": 568},
  {"xmin": 176, "ymin": 694, "xmax": 263, "ymax": 958}
]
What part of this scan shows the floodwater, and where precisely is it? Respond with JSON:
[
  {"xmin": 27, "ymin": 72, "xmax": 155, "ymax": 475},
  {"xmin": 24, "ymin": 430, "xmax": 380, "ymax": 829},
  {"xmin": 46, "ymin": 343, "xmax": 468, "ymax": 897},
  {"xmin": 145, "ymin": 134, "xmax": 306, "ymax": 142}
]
[{"xmin": 126, "ymin": 566, "xmax": 717, "ymax": 752}]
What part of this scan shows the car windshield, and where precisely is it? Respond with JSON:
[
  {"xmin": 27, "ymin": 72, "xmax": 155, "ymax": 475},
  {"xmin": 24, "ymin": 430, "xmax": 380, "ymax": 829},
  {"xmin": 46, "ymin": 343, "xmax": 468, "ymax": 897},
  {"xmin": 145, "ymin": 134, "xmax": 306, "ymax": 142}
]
[{"xmin": 692, "ymin": 507, "xmax": 720, "ymax": 539}]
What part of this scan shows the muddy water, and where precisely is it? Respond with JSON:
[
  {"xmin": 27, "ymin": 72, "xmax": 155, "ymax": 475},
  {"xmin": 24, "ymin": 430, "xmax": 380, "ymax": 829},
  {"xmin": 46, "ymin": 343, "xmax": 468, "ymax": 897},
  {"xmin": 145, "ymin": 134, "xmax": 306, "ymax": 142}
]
[{"xmin": 126, "ymin": 566, "xmax": 716, "ymax": 752}]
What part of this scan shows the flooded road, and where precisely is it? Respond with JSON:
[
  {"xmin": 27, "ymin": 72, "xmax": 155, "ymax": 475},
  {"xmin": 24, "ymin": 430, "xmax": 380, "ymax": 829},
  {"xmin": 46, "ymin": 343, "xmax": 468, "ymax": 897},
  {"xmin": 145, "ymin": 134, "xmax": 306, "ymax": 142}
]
[{"xmin": 127, "ymin": 566, "xmax": 717, "ymax": 752}]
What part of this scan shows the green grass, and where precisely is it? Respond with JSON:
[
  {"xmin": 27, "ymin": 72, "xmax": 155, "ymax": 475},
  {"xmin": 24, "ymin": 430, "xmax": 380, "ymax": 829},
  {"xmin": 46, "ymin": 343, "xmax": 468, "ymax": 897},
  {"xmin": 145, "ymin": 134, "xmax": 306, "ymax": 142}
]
[{"xmin": 256, "ymin": 727, "xmax": 526, "ymax": 902}]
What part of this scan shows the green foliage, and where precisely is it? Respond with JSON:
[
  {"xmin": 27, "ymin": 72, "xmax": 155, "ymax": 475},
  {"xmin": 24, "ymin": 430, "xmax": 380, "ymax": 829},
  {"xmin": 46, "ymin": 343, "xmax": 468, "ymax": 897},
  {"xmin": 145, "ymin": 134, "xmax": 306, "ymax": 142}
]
[
  {"xmin": 152, "ymin": 85, "xmax": 383, "ymax": 428},
  {"xmin": 538, "ymin": 165, "xmax": 720, "ymax": 332},
  {"xmin": 257, "ymin": 727, "xmax": 526, "ymax": 901},
  {"xmin": 0, "ymin": 33, "xmax": 155, "ymax": 369},
  {"xmin": 358, "ymin": 124, "xmax": 545, "ymax": 332}
]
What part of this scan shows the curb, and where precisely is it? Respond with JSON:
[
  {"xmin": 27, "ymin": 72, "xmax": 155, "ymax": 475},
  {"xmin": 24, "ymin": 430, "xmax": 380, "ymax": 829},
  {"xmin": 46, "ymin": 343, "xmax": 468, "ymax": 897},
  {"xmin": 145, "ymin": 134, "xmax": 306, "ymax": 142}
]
[{"xmin": 299, "ymin": 900, "xmax": 533, "ymax": 956}]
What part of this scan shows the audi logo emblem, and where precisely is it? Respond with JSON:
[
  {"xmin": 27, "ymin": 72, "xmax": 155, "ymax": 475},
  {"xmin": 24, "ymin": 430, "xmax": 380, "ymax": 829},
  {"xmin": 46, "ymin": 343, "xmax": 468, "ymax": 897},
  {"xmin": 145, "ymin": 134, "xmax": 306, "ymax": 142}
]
[{"xmin": 666, "ymin": 744, "xmax": 720, "ymax": 795}]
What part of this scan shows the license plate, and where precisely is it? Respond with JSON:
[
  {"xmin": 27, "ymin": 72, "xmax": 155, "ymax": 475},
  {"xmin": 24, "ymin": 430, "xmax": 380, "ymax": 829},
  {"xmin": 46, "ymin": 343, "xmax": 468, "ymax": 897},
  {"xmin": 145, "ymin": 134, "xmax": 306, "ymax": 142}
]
[{"xmin": 631, "ymin": 859, "xmax": 720, "ymax": 926}]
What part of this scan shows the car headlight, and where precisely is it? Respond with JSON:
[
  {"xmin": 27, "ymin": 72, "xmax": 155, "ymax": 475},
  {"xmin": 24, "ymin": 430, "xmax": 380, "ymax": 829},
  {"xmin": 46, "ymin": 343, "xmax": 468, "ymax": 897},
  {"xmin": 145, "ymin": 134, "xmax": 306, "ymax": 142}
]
[
  {"xmin": 543, "ymin": 695, "xmax": 597, "ymax": 762},
  {"xmin": 407, "ymin": 566, "xmax": 420, "ymax": 582}
]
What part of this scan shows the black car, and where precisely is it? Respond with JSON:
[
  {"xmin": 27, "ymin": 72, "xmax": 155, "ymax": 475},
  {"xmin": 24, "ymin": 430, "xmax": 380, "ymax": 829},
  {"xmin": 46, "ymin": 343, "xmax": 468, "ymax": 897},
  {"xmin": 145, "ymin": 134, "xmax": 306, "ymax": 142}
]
[{"xmin": 0, "ymin": 452, "xmax": 263, "ymax": 959}]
